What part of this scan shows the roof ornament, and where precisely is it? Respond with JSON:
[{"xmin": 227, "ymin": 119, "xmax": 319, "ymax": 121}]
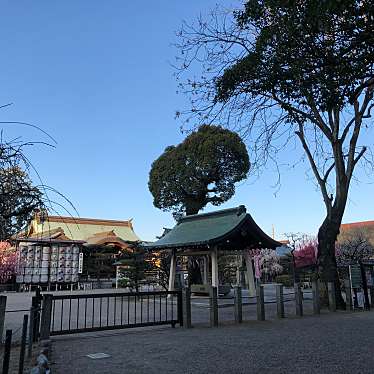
[{"xmin": 237, "ymin": 205, "xmax": 246, "ymax": 216}]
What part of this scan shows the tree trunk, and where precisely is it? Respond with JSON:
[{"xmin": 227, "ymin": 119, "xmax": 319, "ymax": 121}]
[
  {"xmin": 185, "ymin": 198, "xmax": 205, "ymax": 283},
  {"xmin": 317, "ymin": 216, "xmax": 345, "ymax": 308}
]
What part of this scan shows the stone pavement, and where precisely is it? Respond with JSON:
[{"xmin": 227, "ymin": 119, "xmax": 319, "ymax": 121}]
[{"xmin": 51, "ymin": 310, "xmax": 374, "ymax": 374}]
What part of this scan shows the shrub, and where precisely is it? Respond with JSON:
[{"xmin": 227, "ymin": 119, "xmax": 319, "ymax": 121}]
[{"xmin": 275, "ymin": 274, "xmax": 293, "ymax": 288}]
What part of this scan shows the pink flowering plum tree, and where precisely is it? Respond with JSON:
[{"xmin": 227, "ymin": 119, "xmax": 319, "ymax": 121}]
[{"xmin": 0, "ymin": 241, "xmax": 18, "ymax": 284}]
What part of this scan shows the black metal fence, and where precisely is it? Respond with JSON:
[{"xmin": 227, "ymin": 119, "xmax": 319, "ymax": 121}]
[{"xmin": 47, "ymin": 290, "xmax": 182, "ymax": 336}]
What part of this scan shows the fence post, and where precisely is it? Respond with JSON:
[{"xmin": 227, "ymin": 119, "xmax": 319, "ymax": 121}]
[
  {"xmin": 182, "ymin": 288, "xmax": 192, "ymax": 328},
  {"xmin": 312, "ymin": 280, "xmax": 320, "ymax": 315},
  {"xmin": 295, "ymin": 283, "xmax": 303, "ymax": 317},
  {"xmin": 31, "ymin": 295, "xmax": 40, "ymax": 342},
  {"xmin": 344, "ymin": 279, "xmax": 353, "ymax": 311},
  {"xmin": 176, "ymin": 290, "xmax": 183, "ymax": 327},
  {"xmin": 276, "ymin": 284, "xmax": 284, "ymax": 318},
  {"xmin": 0, "ymin": 295, "xmax": 7, "ymax": 342},
  {"xmin": 256, "ymin": 285, "xmax": 265, "ymax": 321},
  {"xmin": 28, "ymin": 307, "xmax": 35, "ymax": 358},
  {"xmin": 234, "ymin": 286, "xmax": 242, "ymax": 323},
  {"xmin": 209, "ymin": 286, "xmax": 218, "ymax": 327},
  {"xmin": 327, "ymin": 282, "xmax": 336, "ymax": 312},
  {"xmin": 370, "ymin": 287, "xmax": 374, "ymax": 308},
  {"xmin": 18, "ymin": 314, "xmax": 28, "ymax": 374},
  {"xmin": 2, "ymin": 329, "xmax": 12, "ymax": 374},
  {"xmin": 40, "ymin": 294, "xmax": 53, "ymax": 341}
]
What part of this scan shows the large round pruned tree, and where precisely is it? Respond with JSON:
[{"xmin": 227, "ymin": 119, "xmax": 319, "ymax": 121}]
[
  {"xmin": 175, "ymin": 1, "xmax": 374, "ymax": 305},
  {"xmin": 149, "ymin": 124, "xmax": 250, "ymax": 217}
]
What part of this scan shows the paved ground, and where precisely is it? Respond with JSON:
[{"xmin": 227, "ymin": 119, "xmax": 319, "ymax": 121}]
[{"xmin": 50, "ymin": 310, "xmax": 374, "ymax": 374}]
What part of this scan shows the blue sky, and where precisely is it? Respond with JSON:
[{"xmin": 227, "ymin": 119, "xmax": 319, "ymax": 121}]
[{"xmin": 0, "ymin": 1, "xmax": 373, "ymax": 241}]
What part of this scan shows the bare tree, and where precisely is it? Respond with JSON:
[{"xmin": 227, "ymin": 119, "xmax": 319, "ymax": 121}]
[
  {"xmin": 337, "ymin": 229, "xmax": 374, "ymax": 265},
  {"xmin": 174, "ymin": 2, "xmax": 374, "ymax": 306},
  {"xmin": 0, "ymin": 104, "xmax": 77, "ymax": 240}
]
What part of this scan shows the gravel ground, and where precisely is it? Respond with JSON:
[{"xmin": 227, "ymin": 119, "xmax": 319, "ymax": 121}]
[{"xmin": 49, "ymin": 310, "xmax": 374, "ymax": 374}]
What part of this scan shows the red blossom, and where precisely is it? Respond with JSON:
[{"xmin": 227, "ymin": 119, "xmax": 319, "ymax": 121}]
[{"xmin": 294, "ymin": 240, "xmax": 318, "ymax": 268}]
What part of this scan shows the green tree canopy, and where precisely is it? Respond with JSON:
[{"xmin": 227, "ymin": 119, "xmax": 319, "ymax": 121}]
[{"xmin": 149, "ymin": 125, "xmax": 249, "ymax": 216}]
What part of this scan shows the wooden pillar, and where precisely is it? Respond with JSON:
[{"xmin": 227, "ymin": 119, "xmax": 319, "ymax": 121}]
[
  {"xmin": 244, "ymin": 251, "xmax": 256, "ymax": 297},
  {"xmin": 115, "ymin": 266, "xmax": 119, "ymax": 289},
  {"xmin": 236, "ymin": 256, "xmax": 241, "ymax": 286},
  {"xmin": 211, "ymin": 247, "xmax": 219, "ymax": 288},
  {"xmin": 168, "ymin": 250, "xmax": 177, "ymax": 292}
]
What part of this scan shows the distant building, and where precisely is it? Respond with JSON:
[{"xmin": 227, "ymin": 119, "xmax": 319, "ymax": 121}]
[
  {"xmin": 22, "ymin": 210, "xmax": 140, "ymax": 245},
  {"xmin": 14, "ymin": 211, "xmax": 141, "ymax": 288},
  {"xmin": 340, "ymin": 220, "xmax": 374, "ymax": 245}
]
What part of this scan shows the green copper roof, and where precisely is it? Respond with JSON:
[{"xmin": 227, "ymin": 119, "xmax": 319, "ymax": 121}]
[{"xmin": 144, "ymin": 205, "xmax": 281, "ymax": 250}]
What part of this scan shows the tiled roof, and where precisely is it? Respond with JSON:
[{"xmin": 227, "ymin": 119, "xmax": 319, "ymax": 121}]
[
  {"xmin": 341, "ymin": 221, "xmax": 374, "ymax": 230},
  {"xmin": 26, "ymin": 213, "xmax": 140, "ymax": 242},
  {"xmin": 143, "ymin": 205, "xmax": 281, "ymax": 250},
  {"xmin": 340, "ymin": 220, "xmax": 374, "ymax": 245}
]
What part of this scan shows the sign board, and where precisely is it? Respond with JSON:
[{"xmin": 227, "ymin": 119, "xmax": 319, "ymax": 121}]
[
  {"xmin": 349, "ymin": 264, "xmax": 362, "ymax": 289},
  {"xmin": 78, "ymin": 252, "xmax": 84, "ymax": 274}
]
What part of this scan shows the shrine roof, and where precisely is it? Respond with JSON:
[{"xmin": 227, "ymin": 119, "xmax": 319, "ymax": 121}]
[{"xmin": 143, "ymin": 205, "xmax": 281, "ymax": 251}]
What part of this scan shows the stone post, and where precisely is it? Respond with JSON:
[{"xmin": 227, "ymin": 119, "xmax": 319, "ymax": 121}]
[
  {"xmin": 344, "ymin": 279, "xmax": 353, "ymax": 311},
  {"xmin": 234, "ymin": 286, "xmax": 242, "ymax": 323},
  {"xmin": 40, "ymin": 294, "xmax": 53, "ymax": 341},
  {"xmin": 294, "ymin": 283, "xmax": 303, "ymax": 317},
  {"xmin": 312, "ymin": 280, "xmax": 320, "ymax": 315},
  {"xmin": 0, "ymin": 295, "xmax": 7, "ymax": 342},
  {"xmin": 182, "ymin": 287, "xmax": 192, "ymax": 328},
  {"xmin": 370, "ymin": 287, "xmax": 374, "ymax": 308},
  {"xmin": 209, "ymin": 286, "xmax": 218, "ymax": 327},
  {"xmin": 327, "ymin": 282, "xmax": 336, "ymax": 312},
  {"xmin": 256, "ymin": 285, "xmax": 265, "ymax": 321},
  {"xmin": 276, "ymin": 284, "xmax": 285, "ymax": 318}
]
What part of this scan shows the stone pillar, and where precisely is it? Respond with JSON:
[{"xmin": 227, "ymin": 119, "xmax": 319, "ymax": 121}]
[
  {"xmin": 312, "ymin": 280, "xmax": 320, "ymax": 315},
  {"xmin": 168, "ymin": 250, "xmax": 177, "ymax": 292},
  {"xmin": 244, "ymin": 251, "xmax": 256, "ymax": 297},
  {"xmin": 211, "ymin": 248, "xmax": 219, "ymax": 288},
  {"xmin": 0, "ymin": 295, "xmax": 7, "ymax": 342},
  {"xmin": 40, "ymin": 294, "xmax": 53, "ymax": 341},
  {"xmin": 256, "ymin": 285, "xmax": 265, "ymax": 321},
  {"xmin": 295, "ymin": 283, "xmax": 303, "ymax": 317},
  {"xmin": 234, "ymin": 286, "xmax": 242, "ymax": 323},
  {"xmin": 182, "ymin": 287, "xmax": 192, "ymax": 328},
  {"xmin": 328, "ymin": 282, "xmax": 336, "ymax": 312},
  {"xmin": 344, "ymin": 279, "xmax": 353, "ymax": 311},
  {"xmin": 209, "ymin": 286, "xmax": 218, "ymax": 327},
  {"xmin": 276, "ymin": 284, "xmax": 285, "ymax": 318}
]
